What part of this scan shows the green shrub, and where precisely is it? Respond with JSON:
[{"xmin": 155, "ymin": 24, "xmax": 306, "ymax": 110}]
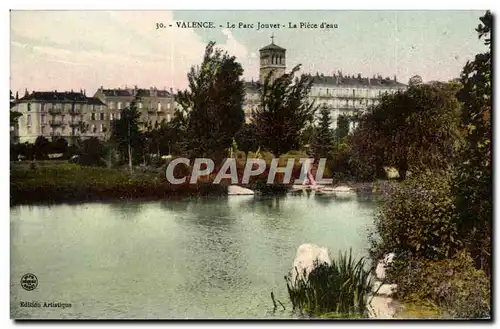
[
  {"xmin": 390, "ymin": 250, "xmax": 490, "ymax": 319},
  {"xmin": 370, "ymin": 172, "xmax": 462, "ymax": 261},
  {"xmin": 285, "ymin": 249, "xmax": 373, "ymax": 318}
]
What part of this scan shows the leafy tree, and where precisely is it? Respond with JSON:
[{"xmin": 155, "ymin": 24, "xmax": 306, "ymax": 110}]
[
  {"xmin": 175, "ymin": 42, "xmax": 245, "ymax": 162},
  {"xmin": 335, "ymin": 114, "xmax": 350, "ymax": 140},
  {"xmin": 144, "ymin": 120, "xmax": 162, "ymax": 158},
  {"xmin": 252, "ymin": 64, "xmax": 317, "ymax": 156},
  {"xmin": 111, "ymin": 96, "xmax": 144, "ymax": 170},
  {"xmin": 454, "ymin": 11, "xmax": 492, "ymax": 273},
  {"xmin": 52, "ymin": 138, "xmax": 69, "ymax": 157},
  {"xmin": 33, "ymin": 136, "xmax": 51, "ymax": 160},
  {"xmin": 408, "ymin": 75, "xmax": 423, "ymax": 86},
  {"xmin": 348, "ymin": 124, "xmax": 383, "ymax": 181},
  {"xmin": 79, "ymin": 137, "xmax": 106, "ymax": 166},
  {"xmin": 299, "ymin": 123, "xmax": 315, "ymax": 151},
  {"xmin": 234, "ymin": 123, "xmax": 259, "ymax": 158},
  {"xmin": 350, "ymin": 83, "xmax": 462, "ymax": 179},
  {"xmin": 312, "ymin": 107, "xmax": 335, "ymax": 159}
]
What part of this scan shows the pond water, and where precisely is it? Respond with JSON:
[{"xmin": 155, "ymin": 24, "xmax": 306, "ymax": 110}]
[{"xmin": 10, "ymin": 192, "xmax": 376, "ymax": 319}]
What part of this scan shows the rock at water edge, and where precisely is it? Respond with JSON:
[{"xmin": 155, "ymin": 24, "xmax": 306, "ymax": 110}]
[{"xmin": 291, "ymin": 243, "xmax": 331, "ymax": 284}]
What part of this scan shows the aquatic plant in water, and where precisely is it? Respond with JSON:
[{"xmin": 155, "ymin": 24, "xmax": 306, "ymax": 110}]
[{"xmin": 284, "ymin": 249, "xmax": 373, "ymax": 318}]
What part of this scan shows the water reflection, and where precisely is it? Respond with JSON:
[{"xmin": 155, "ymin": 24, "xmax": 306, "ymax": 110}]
[
  {"xmin": 11, "ymin": 195, "xmax": 376, "ymax": 319},
  {"xmin": 106, "ymin": 200, "xmax": 145, "ymax": 220}
]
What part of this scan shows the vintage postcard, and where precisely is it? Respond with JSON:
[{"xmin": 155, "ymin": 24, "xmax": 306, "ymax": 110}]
[{"xmin": 10, "ymin": 10, "xmax": 492, "ymax": 320}]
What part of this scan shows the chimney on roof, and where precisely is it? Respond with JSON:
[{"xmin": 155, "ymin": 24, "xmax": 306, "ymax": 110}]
[
  {"xmin": 15, "ymin": 91, "xmax": 19, "ymax": 100},
  {"xmin": 170, "ymin": 87, "xmax": 173, "ymax": 94},
  {"xmin": 394, "ymin": 75, "xmax": 397, "ymax": 82},
  {"xmin": 24, "ymin": 88, "xmax": 28, "ymax": 97}
]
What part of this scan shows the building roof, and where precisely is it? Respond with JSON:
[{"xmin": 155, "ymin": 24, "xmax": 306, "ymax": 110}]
[
  {"xmin": 17, "ymin": 91, "xmax": 106, "ymax": 105},
  {"xmin": 259, "ymin": 43, "xmax": 286, "ymax": 52},
  {"xmin": 19, "ymin": 91, "xmax": 89, "ymax": 102},
  {"xmin": 310, "ymin": 74, "xmax": 407, "ymax": 88},
  {"xmin": 99, "ymin": 87, "xmax": 173, "ymax": 98},
  {"xmin": 86, "ymin": 97, "xmax": 107, "ymax": 106}
]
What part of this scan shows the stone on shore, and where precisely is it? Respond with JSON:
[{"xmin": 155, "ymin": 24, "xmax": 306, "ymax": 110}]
[
  {"xmin": 291, "ymin": 243, "xmax": 331, "ymax": 284},
  {"xmin": 227, "ymin": 185, "xmax": 255, "ymax": 195},
  {"xmin": 375, "ymin": 252, "xmax": 395, "ymax": 280},
  {"xmin": 368, "ymin": 296, "xmax": 398, "ymax": 319},
  {"xmin": 372, "ymin": 280, "xmax": 398, "ymax": 296}
]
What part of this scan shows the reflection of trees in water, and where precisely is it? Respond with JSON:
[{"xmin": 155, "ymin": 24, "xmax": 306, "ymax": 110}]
[
  {"xmin": 224, "ymin": 195, "xmax": 284, "ymax": 214},
  {"xmin": 159, "ymin": 198, "xmax": 191, "ymax": 212},
  {"xmin": 168, "ymin": 197, "xmax": 249, "ymax": 295},
  {"xmin": 313, "ymin": 193, "xmax": 336, "ymax": 206},
  {"xmin": 106, "ymin": 200, "xmax": 145, "ymax": 220}
]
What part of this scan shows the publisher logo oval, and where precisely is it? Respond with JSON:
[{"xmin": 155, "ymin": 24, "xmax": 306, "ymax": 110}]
[{"xmin": 21, "ymin": 273, "xmax": 38, "ymax": 291}]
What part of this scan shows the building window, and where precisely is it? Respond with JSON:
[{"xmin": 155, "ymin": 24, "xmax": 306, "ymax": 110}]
[
  {"xmin": 157, "ymin": 102, "xmax": 162, "ymax": 111},
  {"xmin": 100, "ymin": 124, "xmax": 104, "ymax": 132},
  {"xmin": 27, "ymin": 114, "xmax": 32, "ymax": 127},
  {"xmin": 61, "ymin": 115, "xmax": 65, "ymax": 123},
  {"xmin": 167, "ymin": 103, "xmax": 171, "ymax": 109},
  {"xmin": 117, "ymin": 102, "xmax": 122, "ymax": 110},
  {"xmin": 89, "ymin": 105, "xmax": 94, "ymax": 112},
  {"xmin": 110, "ymin": 113, "xmax": 114, "ymax": 121},
  {"xmin": 41, "ymin": 114, "xmax": 46, "ymax": 124},
  {"xmin": 91, "ymin": 113, "xmax": 96, "ymax": 120},
  {"xmin": 117, "ymin": 113, "xmax": 121, "ymax": 120},
  {"xmin": 27, "ymin": 103, "xmax": 31, "ymax": 111},
  {"xmin": 100, "ymin": 113, "xmax": 105, "ymax": 120},
  {"xmin": 41, "ymin": 126, "xmax": 45, "ymax": 134},
  {"xmin": 167, "ymin": 114, "xmax": 171, "ymax": 122},
  {"xmin": 92, "ymin": 124, "xmax": 96, "ymax": 133},
  {"xmin": 108, "ymin": 102, "xmax": 114, "ymax": 109},
  {"xmin": 138, "ymin": 102, "xmax": 142, "ymax": 109}
]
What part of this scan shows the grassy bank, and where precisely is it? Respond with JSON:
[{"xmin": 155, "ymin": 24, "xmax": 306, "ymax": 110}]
[{"xmin": 10, "ymin": 162, "xmax": 227, "ymax": 206}]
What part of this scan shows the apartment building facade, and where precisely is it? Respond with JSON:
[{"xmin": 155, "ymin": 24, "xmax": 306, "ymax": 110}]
[
  {"xmin": 12, "ymin": 91, "xmax": 108, "ymax": 144},
  {"xmin": 93, "ymin": 86, "xmax": 176, "ymax": 130},
  {"xmin": 243, "ymin": 39, "xmax": 407, "ymax": 131}
]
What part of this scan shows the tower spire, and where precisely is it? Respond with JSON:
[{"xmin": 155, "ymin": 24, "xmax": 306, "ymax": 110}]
[{"xmin": 270, "ymin": 33, "xmax": 275, "ymax": 44}]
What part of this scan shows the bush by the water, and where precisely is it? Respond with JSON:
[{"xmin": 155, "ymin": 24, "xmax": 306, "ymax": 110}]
[
  {"xmin": 284, "ymin": 250, "xmax": 373, "ymax": 318},
  {"xmin": 371, "ymin": 172, "xmax": 462, "ymax": 261},
  {"xmin": 390, "ymin": 250, "xmax": 490, "ymax": 319},
  {"xmin": 370, "ymin": 171, "xmax": 490, "ymax": 319},
  {"xmin": 10, "ymin": 162, "xmax": 227, "ymax": 205}
]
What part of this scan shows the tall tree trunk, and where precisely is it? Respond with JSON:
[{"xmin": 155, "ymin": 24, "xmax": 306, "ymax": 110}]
[
  {"xmin": 128, "ymin": 142, "xmax": 132, "ymax": 172},
  {"xmin": 397, "ymin": 158, "xmax": 408, "ymax": 180}
]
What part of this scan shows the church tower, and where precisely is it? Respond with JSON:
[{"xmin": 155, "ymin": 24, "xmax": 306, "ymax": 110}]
[{"xmin": 259, "ymin": 34, "xmax": 286, "ymax": 84}]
